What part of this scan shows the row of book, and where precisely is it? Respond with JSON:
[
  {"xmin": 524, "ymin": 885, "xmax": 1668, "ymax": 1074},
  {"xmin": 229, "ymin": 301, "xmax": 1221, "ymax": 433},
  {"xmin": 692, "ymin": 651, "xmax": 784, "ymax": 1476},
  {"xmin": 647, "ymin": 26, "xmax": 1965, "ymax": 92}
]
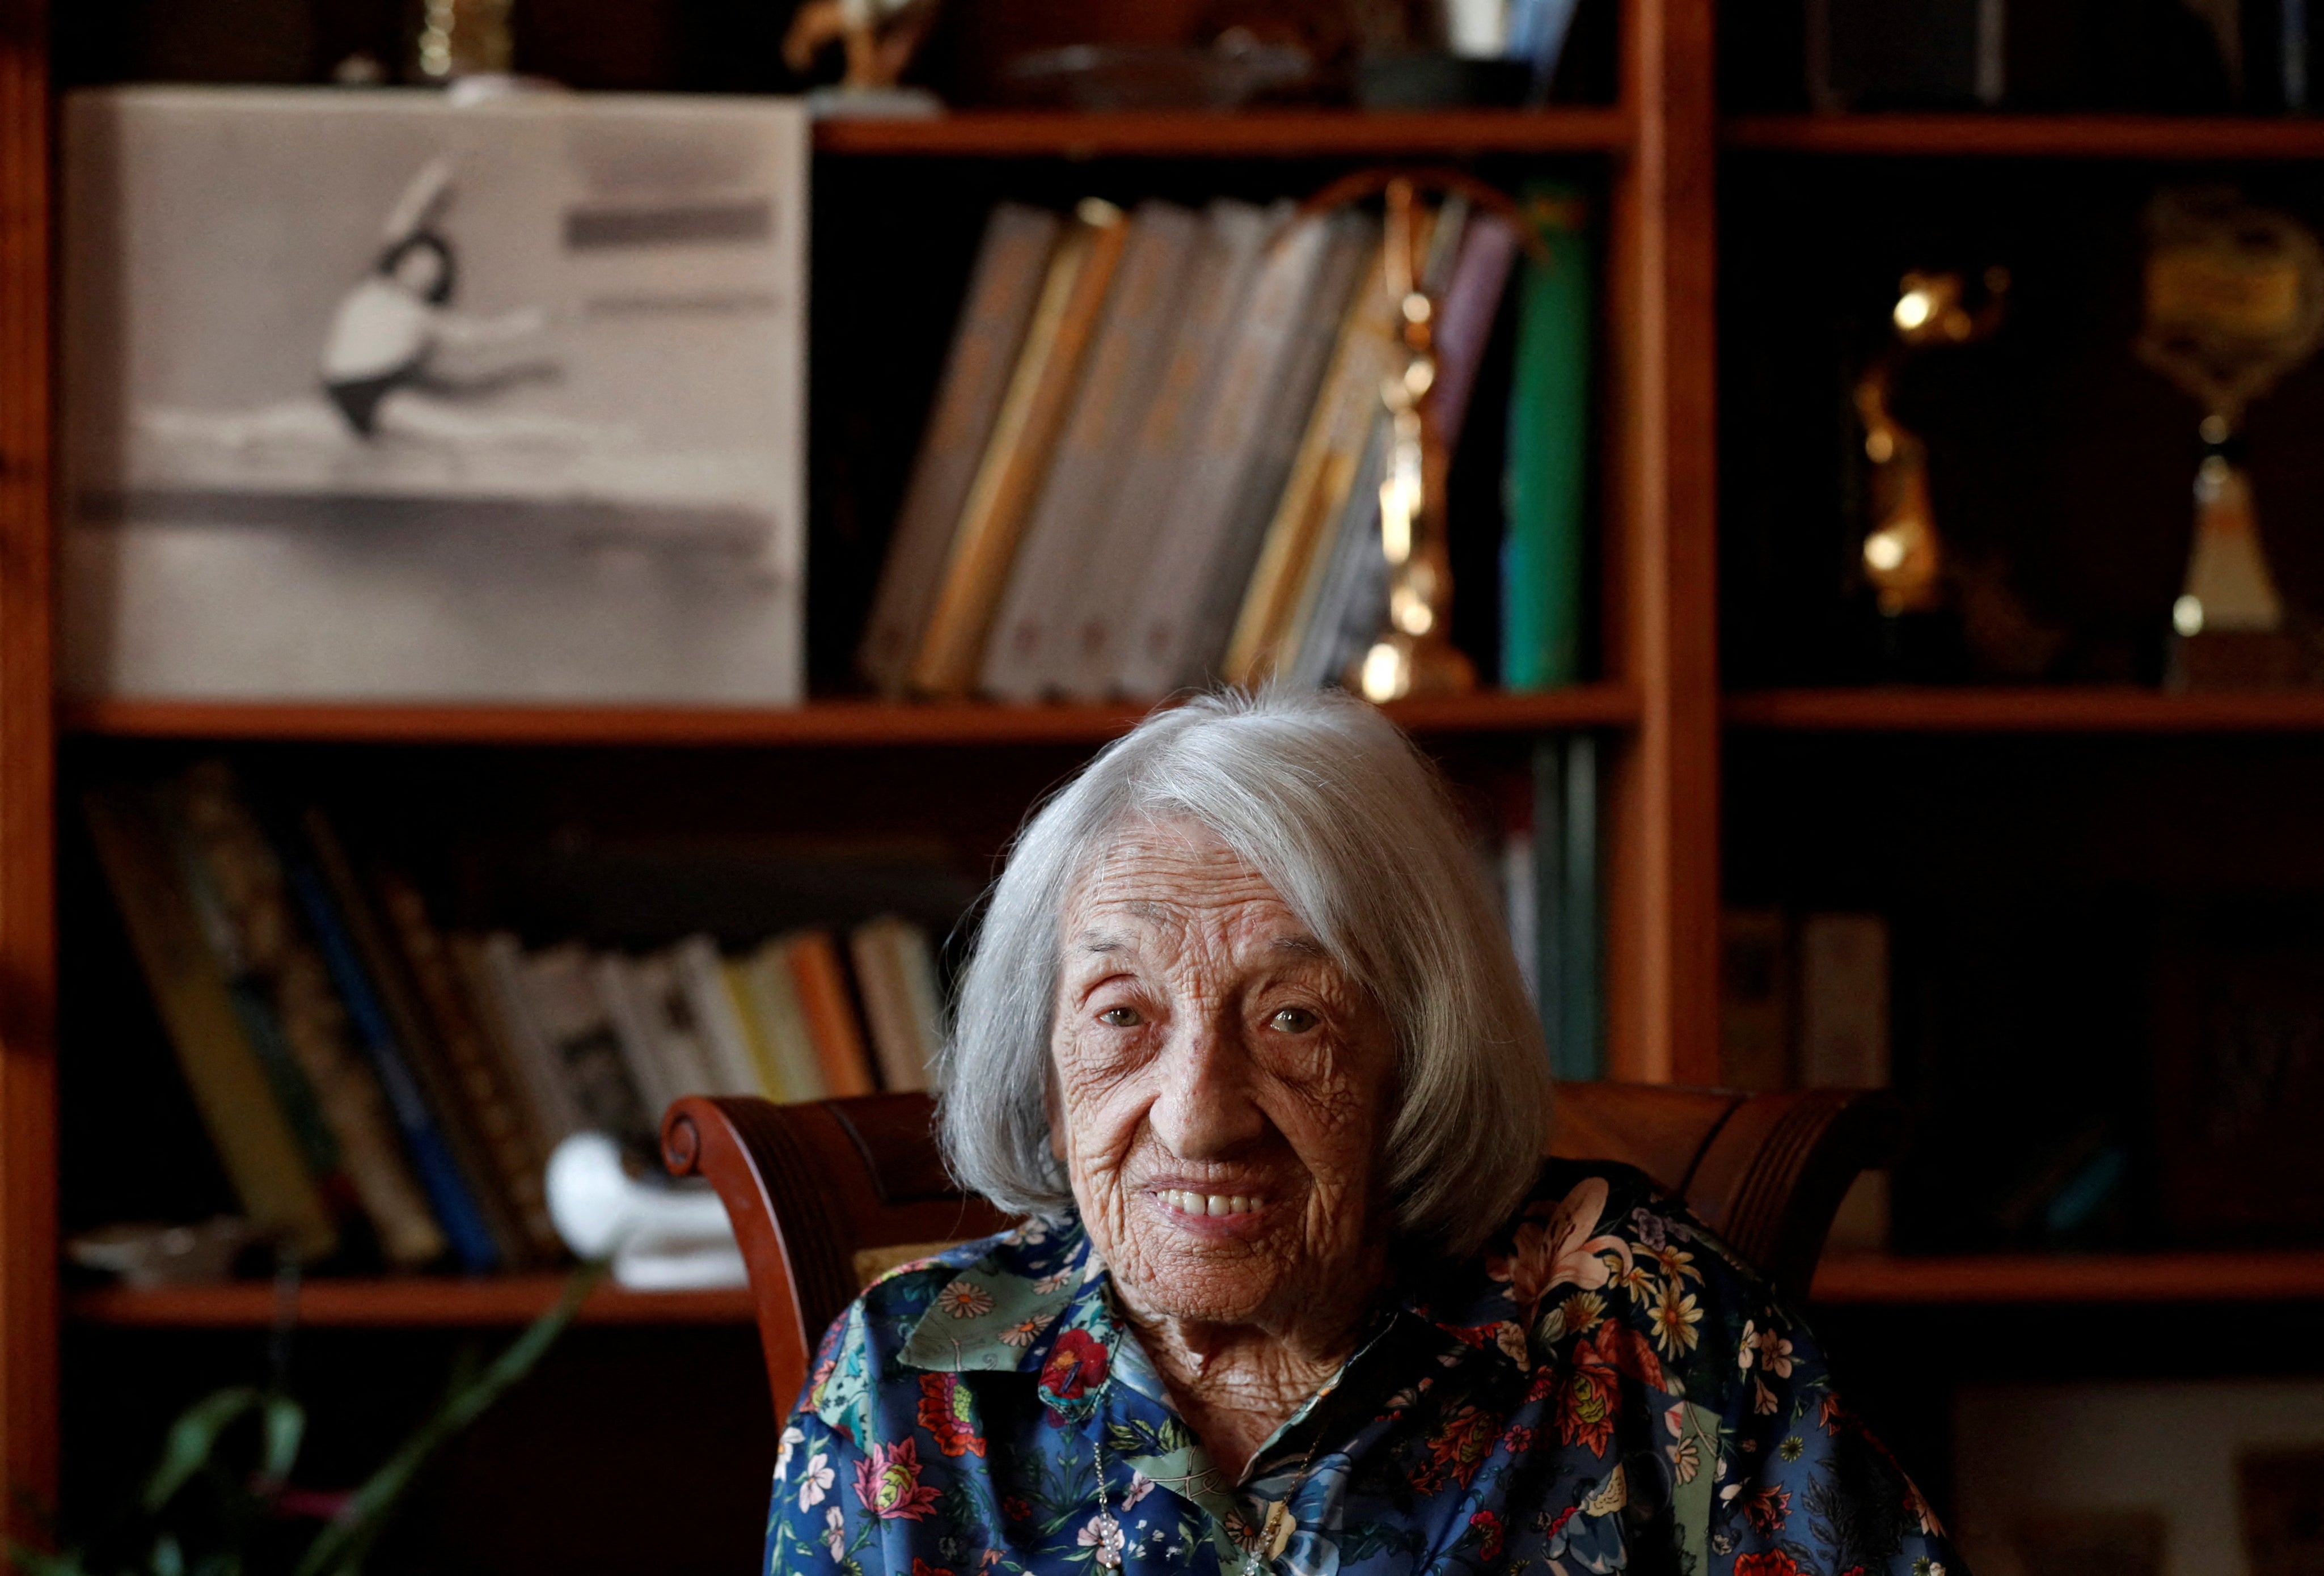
[
  {"xmin": 85, "ymin": 763, "xmax": 946, "ymax": 1275},
  {"xmin": 858, "ymin": 183, "xmax": 1592, "ymax": 703}
]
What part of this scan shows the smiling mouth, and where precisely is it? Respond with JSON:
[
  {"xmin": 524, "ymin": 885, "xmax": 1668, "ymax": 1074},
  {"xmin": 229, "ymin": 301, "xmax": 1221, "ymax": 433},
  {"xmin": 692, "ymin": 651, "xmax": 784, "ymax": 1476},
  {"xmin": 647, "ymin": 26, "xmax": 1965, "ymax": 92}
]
[{"xmin": 1152, "ymin": 1188, "xmax": 1265, "ymax": 1219}]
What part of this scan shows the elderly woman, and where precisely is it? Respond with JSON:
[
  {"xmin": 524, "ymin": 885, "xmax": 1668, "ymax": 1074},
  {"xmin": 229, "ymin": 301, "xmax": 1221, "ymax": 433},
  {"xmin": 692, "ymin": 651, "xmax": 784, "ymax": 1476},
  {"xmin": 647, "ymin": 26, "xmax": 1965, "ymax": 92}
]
[{"xmin": 767, "ymin": 690, "xmax": 1957, "ymax": 1576}]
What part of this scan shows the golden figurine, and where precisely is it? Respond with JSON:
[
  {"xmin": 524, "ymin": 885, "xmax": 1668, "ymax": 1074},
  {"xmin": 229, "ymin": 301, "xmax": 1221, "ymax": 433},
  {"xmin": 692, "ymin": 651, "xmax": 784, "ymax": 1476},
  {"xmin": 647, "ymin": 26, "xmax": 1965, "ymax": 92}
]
[
  {"xmin": 784, "ymin": 0, "xmax": 944, "ymax": 92},
  {"xmin": 1353, "ymin": 176, "xmax": 1477, "ymax": 704},
  {"xmin": 2136, "ymin": 188, "xmax": 2324, "ymax": 686},
  {"xmin": 1855, "ymin": 267, "xmax": 2008, "ymax": 618},
  {"xmin": 412, "ymin": 0, "xmax": 513, "ymax": 80}
]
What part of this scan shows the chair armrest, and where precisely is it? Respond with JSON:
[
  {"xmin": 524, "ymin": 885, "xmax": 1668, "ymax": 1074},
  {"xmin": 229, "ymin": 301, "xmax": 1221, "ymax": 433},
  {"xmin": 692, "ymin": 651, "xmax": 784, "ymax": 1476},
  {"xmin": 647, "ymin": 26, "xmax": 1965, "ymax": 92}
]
[
  {"xmin": 661, "ymin": 1095, "xmax": 826, "ymax": 1418},
  {"xmin": 1684, "ymin": 1087, "xmax": 1907, "ymax": 1305}
]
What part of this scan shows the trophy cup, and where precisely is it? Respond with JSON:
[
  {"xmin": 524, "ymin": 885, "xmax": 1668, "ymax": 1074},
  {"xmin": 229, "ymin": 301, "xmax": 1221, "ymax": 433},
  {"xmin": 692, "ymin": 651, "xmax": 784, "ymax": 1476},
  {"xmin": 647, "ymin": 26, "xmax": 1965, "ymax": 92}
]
[
  {"xmin": 1353, "ymin": 175, "xmax": 1477, "ymax": 703},
  {"xmin": 1857, "ymin": 268, "xmax": 2009, "ymax": 620},
  {"xmin": 2136, "ymin": 188, "xmax": 2324, "ymax": 689}
]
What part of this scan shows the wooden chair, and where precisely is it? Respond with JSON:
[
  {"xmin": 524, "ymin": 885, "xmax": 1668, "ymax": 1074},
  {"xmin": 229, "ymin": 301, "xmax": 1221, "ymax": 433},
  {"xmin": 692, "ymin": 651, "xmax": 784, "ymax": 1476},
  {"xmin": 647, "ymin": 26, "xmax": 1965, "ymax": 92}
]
[{"xmin": 661, "ymin": 1083, "xmax": 1904, "ymax": 1419}]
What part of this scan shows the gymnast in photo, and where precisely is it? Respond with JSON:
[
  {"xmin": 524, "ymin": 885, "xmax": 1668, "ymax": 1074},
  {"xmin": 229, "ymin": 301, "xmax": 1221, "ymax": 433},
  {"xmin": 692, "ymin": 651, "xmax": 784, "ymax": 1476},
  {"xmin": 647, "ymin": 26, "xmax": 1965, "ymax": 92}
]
[{"xmin": 764, "ymin": 689, "xmax": 1958, "ymax": 1576}]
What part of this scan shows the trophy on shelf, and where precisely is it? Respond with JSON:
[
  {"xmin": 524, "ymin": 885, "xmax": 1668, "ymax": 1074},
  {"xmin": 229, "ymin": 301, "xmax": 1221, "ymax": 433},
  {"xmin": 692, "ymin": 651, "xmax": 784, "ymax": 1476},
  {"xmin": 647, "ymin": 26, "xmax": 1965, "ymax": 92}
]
[
  {"xmin": 783, "ymin": 0, "xmax": 946, "ymax": 114},
  {"xmin": 2136, "ymin": 188, "xmax": 2324, "ymax": 689},
  {"xmin": 1353, "ymin": 175, "xmax": 1475, "ymax": 703},
  {"xmin": 1854, "ymin": 267, "xmax": 2008, "ymax": 641},
  {"xmin": 412, "ymin": 0, "xmax": 513, "ymax": 80}
]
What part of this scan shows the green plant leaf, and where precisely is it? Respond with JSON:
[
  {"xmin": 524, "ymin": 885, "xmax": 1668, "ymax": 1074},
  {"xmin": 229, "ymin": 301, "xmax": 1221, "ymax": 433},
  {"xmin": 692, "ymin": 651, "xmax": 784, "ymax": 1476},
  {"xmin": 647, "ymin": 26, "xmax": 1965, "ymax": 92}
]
[
  {"xmin": 5, "ymin": 1540, "xmax": 91, "ymax": 1576},
  {"xmin": 257, "ymin": 1394, "xmax": 306, "ymax": 1491},
  {"xmin": 150, "ymin": 1533, "xmax": 184, "ymax": 1576},
  {"xmin": 290, "ymin": 1264, "xmax": 603, "ymax": 1576},
  {"xmin": 143, "ymin": 1391, "xmax": 261, "ymax": 1514}
]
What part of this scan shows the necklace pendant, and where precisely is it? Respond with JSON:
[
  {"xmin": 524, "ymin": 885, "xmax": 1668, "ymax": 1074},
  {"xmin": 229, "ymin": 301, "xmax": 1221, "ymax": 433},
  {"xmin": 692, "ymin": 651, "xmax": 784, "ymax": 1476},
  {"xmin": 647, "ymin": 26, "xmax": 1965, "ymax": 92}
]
[{"xmin": 1261, "ymin": 1500, "xmax": 1296, "ymax": 1558}]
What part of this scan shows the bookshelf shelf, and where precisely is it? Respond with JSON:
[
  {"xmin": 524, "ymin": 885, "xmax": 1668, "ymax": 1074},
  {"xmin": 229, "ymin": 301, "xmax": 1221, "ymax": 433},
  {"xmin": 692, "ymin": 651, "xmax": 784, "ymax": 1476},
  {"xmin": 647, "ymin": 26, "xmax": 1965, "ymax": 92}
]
[
  {"xmin": 58, "ymin": 687, "xmax": 1642, "ymax": 748},
  {"xmin": 813, "ymin": 108, "xmax": 1634, "ymax": 159},
  {"xmin": 1812, "ymin": 1249, "xmax": 2324, "ymax": 1304},
  {"xmin": 1723, "ymin": 687, "xmax": 2324, "ymax": 733},
  {"xmin": 1724, "ymin": 112, "xmax": 2324, "ymax": 160},
  {"xmin": 65, "ymin": 1274, "xmax": 754, "ymax": 1329}
]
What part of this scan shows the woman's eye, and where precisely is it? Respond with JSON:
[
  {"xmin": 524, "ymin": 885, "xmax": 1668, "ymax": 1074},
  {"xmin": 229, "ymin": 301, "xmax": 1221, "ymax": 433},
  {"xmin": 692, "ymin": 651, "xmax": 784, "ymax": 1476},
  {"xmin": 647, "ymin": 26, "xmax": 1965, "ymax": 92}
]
[
  {"xmin": 1099, "ymin": 1006, "xmax": 1143, "ymax": 1028},
  {"xmin": 1269, "ymin": 1006, "xmax": 1320, "ymax": 1034}
]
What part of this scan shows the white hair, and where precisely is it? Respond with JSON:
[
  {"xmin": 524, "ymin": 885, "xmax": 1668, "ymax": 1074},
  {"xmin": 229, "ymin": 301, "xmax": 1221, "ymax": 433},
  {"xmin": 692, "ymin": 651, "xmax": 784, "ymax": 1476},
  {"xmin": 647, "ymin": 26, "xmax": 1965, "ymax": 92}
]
[{"xmin": 937, "ymin": 688, "xmax": 1552, "ymax": 1259}]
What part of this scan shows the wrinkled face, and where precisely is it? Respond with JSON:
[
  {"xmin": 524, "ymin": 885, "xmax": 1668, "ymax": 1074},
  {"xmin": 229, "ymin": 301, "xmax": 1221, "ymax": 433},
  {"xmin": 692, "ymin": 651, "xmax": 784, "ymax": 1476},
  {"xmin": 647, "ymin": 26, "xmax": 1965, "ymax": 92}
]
[{"xmin": 1050, "ymin": 818, "xmax": 1398, "ymax": 1332}]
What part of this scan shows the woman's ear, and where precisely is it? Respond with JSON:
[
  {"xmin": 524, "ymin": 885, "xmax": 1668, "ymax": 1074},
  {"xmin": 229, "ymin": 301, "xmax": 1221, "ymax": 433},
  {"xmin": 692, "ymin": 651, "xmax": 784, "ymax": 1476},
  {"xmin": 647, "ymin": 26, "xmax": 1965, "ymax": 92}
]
[{"xmin": 1045, "ymin": 1059, "xmax": 1066, "ymax": 1164}]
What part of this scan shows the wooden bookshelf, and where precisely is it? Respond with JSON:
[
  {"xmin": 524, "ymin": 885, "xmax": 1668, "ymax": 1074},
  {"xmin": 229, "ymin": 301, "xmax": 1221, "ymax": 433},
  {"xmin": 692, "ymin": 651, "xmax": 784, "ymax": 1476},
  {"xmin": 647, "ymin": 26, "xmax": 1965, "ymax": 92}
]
[
  {"xmin": 814, "ymin": 107, "xmax": 1634, "ymax": 158},
  {"xmin": 66, "ymin": 1275, "xmax": 754, "ymax": 1328},
  {"xmin": 0, "ymin": 0, "xmax": 1704, "ymax": 1540},
  {"xmin": 1725, "ymin": 112, "xmax": 2324, "ymax": 159},
  {"xmin": 60, "ymin": 686, "xmax": 1643, "ymax": 748},
  {"xmin": 1724, "ymin": 687, "xmax": 2324, "ymax": 732},
  {"xmin": 1813, "ymin": 1250, "xmax": 2324, "ymax": 1304}
]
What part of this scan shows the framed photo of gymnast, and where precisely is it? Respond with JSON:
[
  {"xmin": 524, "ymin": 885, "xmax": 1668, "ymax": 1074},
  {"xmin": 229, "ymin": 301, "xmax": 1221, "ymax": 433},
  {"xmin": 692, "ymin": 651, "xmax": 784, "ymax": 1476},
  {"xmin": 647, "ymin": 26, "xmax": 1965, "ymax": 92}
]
[{"xmin": 59, "ymin": 87, "xmax": 807, "ymax": 703}]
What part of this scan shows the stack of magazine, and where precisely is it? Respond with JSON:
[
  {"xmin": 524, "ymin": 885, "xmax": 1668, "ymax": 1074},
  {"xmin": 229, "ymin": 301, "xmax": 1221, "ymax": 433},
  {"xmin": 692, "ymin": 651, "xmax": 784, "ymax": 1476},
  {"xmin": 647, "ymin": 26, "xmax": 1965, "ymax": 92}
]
[
  {"xmin": 859, "ymin": 183, "xmax": 1592, "ymax": 703},
  {"xmin": 85, "ymin": 764, "xmax": 942, "ymax": 1277}
]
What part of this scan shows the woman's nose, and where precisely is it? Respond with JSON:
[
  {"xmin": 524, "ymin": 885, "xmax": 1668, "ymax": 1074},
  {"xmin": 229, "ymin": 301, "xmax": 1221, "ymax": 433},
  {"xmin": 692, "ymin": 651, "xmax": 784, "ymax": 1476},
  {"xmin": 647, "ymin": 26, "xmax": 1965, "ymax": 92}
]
[{"xmin": 1147, "ymin": 1010, "xmax": 1266, "ymax": 1160}]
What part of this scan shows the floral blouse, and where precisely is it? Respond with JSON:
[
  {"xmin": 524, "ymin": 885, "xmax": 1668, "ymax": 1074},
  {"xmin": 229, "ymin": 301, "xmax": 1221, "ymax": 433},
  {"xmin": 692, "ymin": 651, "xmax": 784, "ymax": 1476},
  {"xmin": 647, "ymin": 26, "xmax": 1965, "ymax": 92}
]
[{"xmin": 764, "ymin": 1159, "xmax": 1962, "ymax": 1576}]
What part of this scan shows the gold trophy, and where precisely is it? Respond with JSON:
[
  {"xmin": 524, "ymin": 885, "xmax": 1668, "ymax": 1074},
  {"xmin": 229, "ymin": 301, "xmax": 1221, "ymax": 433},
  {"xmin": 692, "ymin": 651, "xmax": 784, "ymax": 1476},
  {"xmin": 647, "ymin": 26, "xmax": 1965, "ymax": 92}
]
[
  {"xmin": 1354, "ymin": 175, "xmax": 1476, "ymax": 703},
  {"xmin": 1856, "ymin": 268, "xmax": 2009, "ymax": 619},
  {"xmin": 2136, "ymin": 188, "xmax": 2324, "ymax": 688},
  {"xmin": 412, "ymin": 0, "xmax": 513, "ymax": 79}
]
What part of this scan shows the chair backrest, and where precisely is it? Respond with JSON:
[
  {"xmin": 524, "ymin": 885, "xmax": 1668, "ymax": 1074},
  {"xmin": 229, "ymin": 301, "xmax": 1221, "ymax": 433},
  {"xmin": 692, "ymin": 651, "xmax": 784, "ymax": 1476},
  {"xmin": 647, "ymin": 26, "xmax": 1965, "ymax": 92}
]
[{"xmin": 662, "ymin": 1082, "xmax": 1903, "ymax": 1419}]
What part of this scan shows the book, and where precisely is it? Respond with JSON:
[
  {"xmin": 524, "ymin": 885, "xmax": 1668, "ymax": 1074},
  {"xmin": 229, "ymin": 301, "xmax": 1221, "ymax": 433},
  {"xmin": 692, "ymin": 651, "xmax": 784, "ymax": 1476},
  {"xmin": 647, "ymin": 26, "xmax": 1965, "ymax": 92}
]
[
  {"xmin": 1718, "ymin": 909, "xmax": 1791, "ymax": 1094},
  {"xmin": 1796, "ymin": 912, "xmax": 1890, "ymax": 1088},
  {"xmin": 511, "ymin": 942, "xmax": 656, "ymax": 1147},
  {"xmin": 1796, "ymin": 911, "xmax": 1891, "ymax": 1251},
  {"xmin": 978, "ymin": 201, "xmax": 1203, "ymax": 701},
  {"xmin": 717, "ymin": 957, "xmax": 782, "ymax": 1099},
  {"xmin": 595, "ymin": 951, "xmax": 716, "ymax": 1124},
  {"xmin": 1222, "ymin": 222, "xmax": 1398, "ymax": 686},
  {"xmin": 374, "ymin": 869, "xmax": 564, "ymax": 1262},
  {"xmin": 847, "ymin": 917, "xmax": 944, "ymax": 1094},
  {"xmin": 858, "ymin": 204, "xmax": 1066, "ymax": 696},
  {"xmin": 168, "ymin": 764, "xmax": 445, "ymax": 1268},
  {"xmin": 280, "ymin": 811, "xmax": 502, "ymax": 1273},
  {"xmin": 733, "ymin": 940, "xmax": 828, "ymax": 1102},
  {"xmin": 1532, "ymin": 734, "xmax": 1602, "ymax": 1081},
  {"xmin": 1059, "ymin": 200, "xmax": 1277, "ymax": 701},
  {"xmin": 1112, "ymin": 208, "xmax": 1344, "ymax": 699},
  {"xmin": 1185, "ymin": 210, "xmax": 1378, "ymax": 692},
  {"xmin": 1427, "ymin": 209, "xmax": 1524, "ymax": 454},
  {"xmin": 159, "ymin": 780, "xmax": 354, "ymax": 1207},
  {"xmin": 464, "ymin": 931, "xmax": 585, "ymax": 1145},
  {"xmin": 670, "ymin": 934, "xmax": 768, "ymax": 1097},
  {"xmin": 783, "ymin": 929, "xmax": 876, "ymax": 1097},
  {"xmin": 909, "ymin": 198, "xmax": 1131, "ymax": 698},
  {"xmin": 301, "ymin": 808, "xmax": 533, "ymax": 1267},
  {"xmin": 1284, "ymin": 416, "xmax": 1394, "ymax": 691},
  {"xmin": 1502, "ymin": 182, "xmax": 1593, "ymax": 692},
  {"xmin": 83, "ymin": 785, "xmax": 339, "ymax": 1261}
]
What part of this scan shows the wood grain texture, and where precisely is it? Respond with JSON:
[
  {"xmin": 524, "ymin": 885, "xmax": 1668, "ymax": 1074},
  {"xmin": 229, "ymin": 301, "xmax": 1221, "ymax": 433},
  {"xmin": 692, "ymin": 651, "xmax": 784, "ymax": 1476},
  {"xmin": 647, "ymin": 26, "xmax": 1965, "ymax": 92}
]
[
  {"xmin": 1812, "ymin": 1250, "xmax": 2324, "ymax": 1303},
  {"xmin": 65, "ymin": 1275, "xmax": 754, "ymax": 1327},
  {"xmin": 0, "ymin": 0, "xmax": 53, "ymax": 1528},
  {"xmin": 58, "ymin": 687, "xmax": 1643, "ymax": 747},
  {"xmin": 1725, "ymin": 686, "xmax": 2324, "ymax": 731},
  {"xmin": 665, "ymin": 1094, "xmax": 1006, "ymax": 1418},
  {"xmin": 814, "ymin": 108, "xmax": 1634, "ymax": 158},
  {"xmin": 1602, "ymin": 0, "xmax": 1721, "ymax": 1087},
  {"xmin": 1726, "ymin": 113, "xmax": 2324, "ymax": 159}
]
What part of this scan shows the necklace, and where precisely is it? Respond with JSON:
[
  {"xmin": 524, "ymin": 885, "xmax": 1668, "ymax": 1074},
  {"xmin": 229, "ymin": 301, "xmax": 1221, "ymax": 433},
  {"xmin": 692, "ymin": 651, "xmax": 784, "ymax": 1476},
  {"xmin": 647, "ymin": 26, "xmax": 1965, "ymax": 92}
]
[{"xmin": 1089, "ymin": 1394, "xmax": 1324, "ymax": 1576}]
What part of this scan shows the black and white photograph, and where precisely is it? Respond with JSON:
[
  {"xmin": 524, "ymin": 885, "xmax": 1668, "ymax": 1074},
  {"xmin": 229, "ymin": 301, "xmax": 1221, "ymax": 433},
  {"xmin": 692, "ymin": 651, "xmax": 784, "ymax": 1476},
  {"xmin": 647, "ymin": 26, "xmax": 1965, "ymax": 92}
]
[{"xmin": 62, "ymin": 87, "xmax": 806, "ymax": 702}]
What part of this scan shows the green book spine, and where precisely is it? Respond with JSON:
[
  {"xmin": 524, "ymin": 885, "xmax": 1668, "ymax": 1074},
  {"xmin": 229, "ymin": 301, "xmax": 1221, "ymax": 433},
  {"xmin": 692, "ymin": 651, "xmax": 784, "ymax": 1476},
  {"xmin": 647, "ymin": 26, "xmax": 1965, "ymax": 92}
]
[{"xmin": 1502, "ymin": 183, "xmax": 1593, "ymax": 692}]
